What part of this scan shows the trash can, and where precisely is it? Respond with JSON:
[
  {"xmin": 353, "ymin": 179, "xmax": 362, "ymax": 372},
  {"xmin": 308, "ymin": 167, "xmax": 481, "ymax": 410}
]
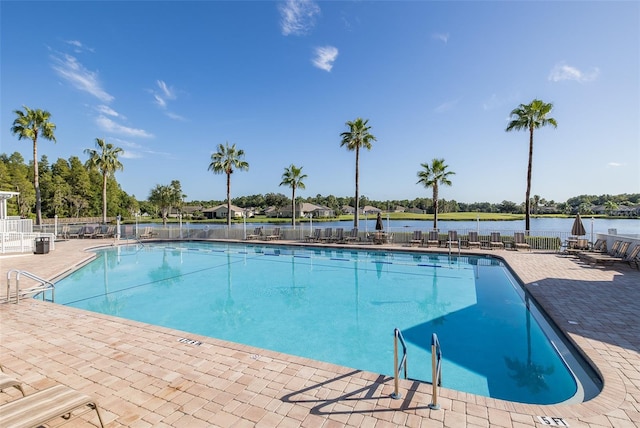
[{"xmin": 34, "ymin": 237, "xmax": 50, "ymax": 254}]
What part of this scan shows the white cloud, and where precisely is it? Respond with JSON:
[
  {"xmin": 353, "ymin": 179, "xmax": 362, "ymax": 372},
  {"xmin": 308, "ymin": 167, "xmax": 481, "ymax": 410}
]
[
  {"xmin": 51, "ymin": 53, "xmax": 114, "ymax": 102},
  {"xmin": 548, "ymin": 63, "xmax": 600, "ymax": 83},
  {"xmin": 96, "ymin": 105, "xmax": 121, "ymax": 117},
  {"xmin": 279, "ymin": 0, "xmax": 320, "ymax": 36},
  {"xmin": 433, "ymin": 33, "xmax": 449, "ymax": 43},
  {"xmin": 96, "ymin": 115, "xmax": 153, "ymax": 138},
  {"xmin": 312, "ymin": 46, "xmax": 338, "ymax": 72},
  {"xmin": 65, "ymin": 39, "xmax": 94, "ymax": 53},
  {"xmin": 607, "ymin": 162, "xmax": 623, "ymax": 167},
  {"xmin": 165, "ymin": 112, "xmax": 186, "ymax": 121},
  {"xmin": 434, "ymin": 99, "xmax": 458, "ymax": 113}
]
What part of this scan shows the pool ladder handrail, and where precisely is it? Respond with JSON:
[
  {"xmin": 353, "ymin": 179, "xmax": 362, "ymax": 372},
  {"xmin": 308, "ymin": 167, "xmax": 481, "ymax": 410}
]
[
  {"xmin": 429, "ymin": 333, "xmax": 443, "ymax": 409},
  {"xmin": 6, "ymin": 269, "xmax": 55, "ymax": 304},
  {"xmin": 391, "ymin": 328, "xmax": 408, "ymax": 399}
]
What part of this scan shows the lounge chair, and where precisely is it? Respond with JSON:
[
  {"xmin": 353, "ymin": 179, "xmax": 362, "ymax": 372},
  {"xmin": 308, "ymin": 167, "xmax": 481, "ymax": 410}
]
[
  {"xmin": 306, "ymin": 228, "xmax": 322, "ymax": 243},
  {"xmin": 0, "ymin": 366, "xmax": 25, "ymax": 397},
  {"xmin": 344, "ymin": 228, "xmax": 359, "ymax": 243},
  {"xmin": 321, "ymin": 228, "xmax": 333, "ymax": 243},
  {"xmin": 514, "ymin": 232, "xmax": 531, "ymax": 251},
  {"xmin": 410, "ymin": 231, "xmax": 423, "ymax": 247},
  {"xmin": 467, "ymin": 231, "xmax": 481, "ymax": 249},
  {"xmin": 68, "ymin": 226, "xmax": 85, "ymax": 239},
  {"xmin": 445, "ymin": 230, "xmax": 459, "ymax": 249},
  {"xmin": 265, "ymin": 227, "xmax": 281, "ymax": 241},
  {"xmin": 82, "ymin": 225, "xmax": 99, "ymax": 239},
  {"xmin": 0, "ymin": 384, "xmax": 105, "ymax": 428},
  {"xmin": 582, "ymin": 241, "xmax": 631, "ymax": 266},
  {"xmin": 94, "ymin": 225, "xmax": 115, "ymax": 239},
  {"xmin": 59, "ymin": 225, "xmax": 70, "ymax": 239},
  {"xmin": 426, "ymin": 230, "xmax": 439, "ymax": 248},
  {"xmin": 332, "ymin": 228, "xmax": 344, "ymax": 243},
  {"xmin": 139, "ymin": 227, "xmax": 155, "ymax": 239},
  {"xmin": 246, "ymin": 227, "xmax": 263, "ymax": 240},
  {"xmin": 489, "ymin": 232, "xmax": 504, "ymax": 249}
]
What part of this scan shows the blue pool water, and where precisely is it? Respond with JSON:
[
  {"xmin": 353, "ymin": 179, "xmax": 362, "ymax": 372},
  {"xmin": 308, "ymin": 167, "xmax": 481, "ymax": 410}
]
[{"xmin": 53, "ymin": 242, "xmax": 599, "ymax": 404}]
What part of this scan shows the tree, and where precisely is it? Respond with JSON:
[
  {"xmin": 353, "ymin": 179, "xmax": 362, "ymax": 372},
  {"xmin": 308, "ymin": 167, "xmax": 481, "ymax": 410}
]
[
  {"xmin": 149, "ymin": 184, "xmax": 173, "ymax": 225},
  {"xmin": 340, "ymin": 118, "xmax": 376, "ymax": 228},
  {"xmin": 279, "ymin": 164, "xmax": 307, "ymax": 229},
  {"xmin": 506, "ymin": 99, "xmax": 557, "ymax": 233},
  {"xmin": 10, "ymin": 106, "xmax": 57, "ymax": 225},
  {"xmin": 208, "ymin": 142, "xmax": 249, "ymax": 228},
  {"xmin": 84, "ymin": 138, "xmax": 124, "ymax": 223},
  {"xmin": 416, "ymin": 158, "xmax": 455, "ymax": 230}
]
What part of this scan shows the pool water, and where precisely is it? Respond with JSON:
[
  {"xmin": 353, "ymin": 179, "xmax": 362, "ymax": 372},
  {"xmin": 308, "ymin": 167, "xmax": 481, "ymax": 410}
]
[{"xmin": 54, "ymin": 242, "xmax": 598, "ymax": 404}]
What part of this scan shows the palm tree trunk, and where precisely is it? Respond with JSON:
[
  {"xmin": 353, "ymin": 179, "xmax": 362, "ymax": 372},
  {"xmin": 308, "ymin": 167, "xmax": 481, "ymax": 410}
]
[
  {"xmin": 102, "ymin": 173, "xmax": 108, "ymax": 224},
  {"xmin": 33, "ymin": 139, "xmax": 42, "ymax": 225},
  {"xmin": 226, "ymin": 172, "xmax": 232, "ymax": 229},
  {"xmin": 433, "ymin": 185, "xmax": 439, "ymax": 230},
  {"xmin": 354, "ymin": 146, "xmax": 360, "ymax": 229},
  {"xmin": 525, "ymin": 126, "xmax": 534, "ymax": 233},
  {"xmin": 292, "ymin": 187, "xmax": 296, "ymax": 229}
]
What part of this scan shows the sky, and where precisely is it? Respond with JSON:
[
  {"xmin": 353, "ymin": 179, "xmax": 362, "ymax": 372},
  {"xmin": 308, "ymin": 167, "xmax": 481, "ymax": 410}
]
[{"xmin": 1, "ymin": 0, "xmax": 639, "ymax": 205}]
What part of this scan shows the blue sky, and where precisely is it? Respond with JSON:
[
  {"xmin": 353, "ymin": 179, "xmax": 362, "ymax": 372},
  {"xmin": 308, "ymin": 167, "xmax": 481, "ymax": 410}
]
[{"xmin": 1, "ymin": 0, "xmax": 638, "ymax": 204}]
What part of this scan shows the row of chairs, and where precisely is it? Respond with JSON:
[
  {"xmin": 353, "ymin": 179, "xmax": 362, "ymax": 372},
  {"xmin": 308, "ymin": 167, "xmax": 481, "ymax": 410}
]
[
  {"xmin": 409, "ymin": 231, "xmax": 530, "ymax": 251},
  {"xmin": 306, "ymin": 227, "xmax": 359, "ymax": 244},
  {"xmin": 61, "ymin": 225, "xmax": 116, "ymax": 239},
  {"xmin": 0, "ymin": 364, "xmax": 105, "ymax": 427},
  {"xmin": 246, "ymin": 227, "xmax": 281, "ymax": 241},
  {"xmin": 576, "ymin": 239, "xmax": 640, "ymax": 268}
]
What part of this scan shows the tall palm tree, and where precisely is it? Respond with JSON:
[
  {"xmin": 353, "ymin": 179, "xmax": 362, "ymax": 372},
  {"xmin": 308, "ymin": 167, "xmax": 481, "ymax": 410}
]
[
  {"xmin": 340, "ymin": 117, "xmax": 376, "ymax": 228},
  {"xmin": 279, "ymin": 164, "xmax": 307, "ymax": 229},
  {"xmin": 208, "ymin": 142, "xmax": 249, "ymax": 228},
  {"xmin": 416, "ymin": 158, "xmax": 455, "ymax": 230},
  {"xmin": 84, "ymin": 138, "xmax": 124, "ymax": 224},
  {"xmin": 10, "ymin": 106, "xmax": 57, "ymax": 225},
  {"xmin": 506, "ymin": 99, "xmax": 557, "ymax": 233}
]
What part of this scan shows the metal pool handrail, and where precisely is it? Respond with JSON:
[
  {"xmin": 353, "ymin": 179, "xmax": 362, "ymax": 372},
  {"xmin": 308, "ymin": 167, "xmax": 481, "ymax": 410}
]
[
  {"xmin": 429, "ymin": 333, "xmax": 443, "ymax": 410},
  {"xmin": 6, "ymin": 269, "xmax": 55, "ymax": 304},
  {"xmin": 391, "ymin": 328, "xmax": 407, "ymax": 399}
]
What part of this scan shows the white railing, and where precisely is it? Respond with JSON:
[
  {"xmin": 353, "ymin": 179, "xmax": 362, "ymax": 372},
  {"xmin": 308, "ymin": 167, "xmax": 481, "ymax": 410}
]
[
  {"xmin": 0, "ymin": 219, "xmax": 33, "ymax": 234},
  {"xmin": 0, "ymin": 233, "xmax": 56, "ymax": 254}
]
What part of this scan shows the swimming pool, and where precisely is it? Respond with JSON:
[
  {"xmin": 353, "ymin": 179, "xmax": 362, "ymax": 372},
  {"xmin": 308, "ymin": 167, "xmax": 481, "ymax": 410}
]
[{"xmin": 53, "ymin": 241, "xmax": 600, "ymax": 404}]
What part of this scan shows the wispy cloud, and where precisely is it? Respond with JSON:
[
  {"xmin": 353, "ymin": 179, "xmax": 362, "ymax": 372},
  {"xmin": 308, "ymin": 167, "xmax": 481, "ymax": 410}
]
[
  {"xmin": 64, "ymin": 39, "xmax": 94, "ymax": 54},
  {"xmin": 152, "ymin": 80, "xmax": 176, "ymax": 108},
  {"xmin": 279, "ymin": 0, "xmax": 320, "ymax": 36},
  {"xmin": 433, "ymin": 33, "xmax": 449, "ymax": 44},
  {"xmin": 607, "ymin": 162, "xmax": 623, "ymax": 167},
  {"xmin": 434, "ymin": 99, "xmax": 458, "ymax": 113},
  {"xmin": 482, "ymin": 92, "xmax": 519, "ymax": 111},
  {"xmin": 51, "ymin": 53, "xmax": 114, "ymax": 102},
  {"xmin": 95, "ymin": 105, "xmax": 121, "ymax": 118},
  {"xmin": 548, "ymin": 62, "xmax": 600, "ymax": 83},
  {"xmin": 96, "ymin": 115, "xmax": 153, "ymax": 138},
  {"xmin": 312, "ymin": 46, "xmax": 338, "ymax": 72}
]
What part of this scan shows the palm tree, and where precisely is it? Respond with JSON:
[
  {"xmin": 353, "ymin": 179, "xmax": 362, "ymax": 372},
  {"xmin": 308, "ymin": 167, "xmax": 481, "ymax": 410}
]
[
  {"xmin": 84, "ymin": 138, "xmax": 124, "ymax": 224},
  {"xmin": 506, "ymin": 99, "xmax": 557, "ymax": 233},
  {"xmin": 340, "ymin": 118, "xmax": 376, "ymax": 228},
  {"xmin": 208, "ymin": 142, "xmax": 249, "ymax": 228},
  {"xmin": 416, "ymin": 158, "xmax": 455, "ymax": 230},
  {"xmin": 10, "ymin": 106, "xmax": 57, "ymax": 225},
  {"xmin": 279, "ymin": 164, "xmax": 307, "ymax": 229},
  {"xmin": 148, "ymin": 184, "xmax": 173, "ymax": 225}
]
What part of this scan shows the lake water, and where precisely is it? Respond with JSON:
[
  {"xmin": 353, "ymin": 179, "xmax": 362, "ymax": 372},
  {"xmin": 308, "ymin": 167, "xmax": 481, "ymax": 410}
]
[{"xmin": 144, "ymin": 218, "xmax": 639, "ymax": 236}]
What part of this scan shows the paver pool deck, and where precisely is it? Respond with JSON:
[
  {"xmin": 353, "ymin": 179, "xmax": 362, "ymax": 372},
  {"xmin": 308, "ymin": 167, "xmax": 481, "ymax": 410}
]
[{"xmin": 1, "ymin": 238, "xmax": 639, "ymax": 427}]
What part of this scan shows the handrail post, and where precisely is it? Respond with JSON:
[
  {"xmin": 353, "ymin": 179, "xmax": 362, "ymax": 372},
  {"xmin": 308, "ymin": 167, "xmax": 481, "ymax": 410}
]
[
  {"xmin": 391, "ymin": 328, "xmax": 407, "ymax": 400},
  {"xmin": 429, "ymin": 333, "xmax": 442, "ymax": 410}
]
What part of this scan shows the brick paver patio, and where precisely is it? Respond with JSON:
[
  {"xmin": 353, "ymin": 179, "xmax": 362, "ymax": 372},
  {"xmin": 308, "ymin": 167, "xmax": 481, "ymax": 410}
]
[{"xmin": 1, "ymin": 238, "xmax": 639, "ymax": 427}]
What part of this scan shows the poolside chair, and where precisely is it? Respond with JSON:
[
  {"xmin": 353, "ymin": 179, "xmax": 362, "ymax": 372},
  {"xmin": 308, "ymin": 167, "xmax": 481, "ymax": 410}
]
[
  {"xmin": 344, "ymin": 228, "xmax": 359, "ymax": 243},
  {"xmin": 489, "ymin": 232, "xmax": 504, "ymax": 249},
  {"xmin": 410, "ymin": 230, "xmax": 423, "ymax": 247},
  {"xmin": 83, "ymin": 225, "xmax": 99, "ymax": 239},
  {"xmin": 467, "ymin": 231, "xmax": 481, "ymax": 249},
  {"xmin": 582, "ymin": 241, "xmax": 631, "ymax": 266},
  {"xmin": 426, "ymin": 230, "xmax": 440, "ymax": 248},
  {"xmin": 139, "ymin": 227, "xmax": 155, "ymax": 239},
  {"xmin": 247, "ymin": 227, "xmax": 263, "ymax": 240},
  {"xmin": 0, "ymin": 384, "xmax": 105, "ymax": 428},
  {"xmin": 306, "ymin": 228, "xmax": 322, "ymax": 242},
  {"xmin": 68, "ymin": 226, "xmax": 85, "ymax": 239},
  {"xmin": 332, "ymin": 228, "xmax": 344, "ymax": 243},
  {"xmin": 513, "ymin": 232, "xmax": 531, "ymax": 251},
  {"xmin": 59, "ymin": 225, "xmax": 70, "ymax": 239},
  {"xmin": 321, "ymin": 228, "xmax": 333, "ymax": 243},
  {"xmin": 265, "ymin": 227, "xmax": 281, "ymax": 241},
  {"xmin": 0, "ymin": 365, "xmax": 25, "ymax": 397},
  {"xmin": 445, "ymin": 230, "xmax": 459, "ymax": 249},
  {"xmin": 94, "ymin": 225, "xmax": 115, "ymax": 239}
]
